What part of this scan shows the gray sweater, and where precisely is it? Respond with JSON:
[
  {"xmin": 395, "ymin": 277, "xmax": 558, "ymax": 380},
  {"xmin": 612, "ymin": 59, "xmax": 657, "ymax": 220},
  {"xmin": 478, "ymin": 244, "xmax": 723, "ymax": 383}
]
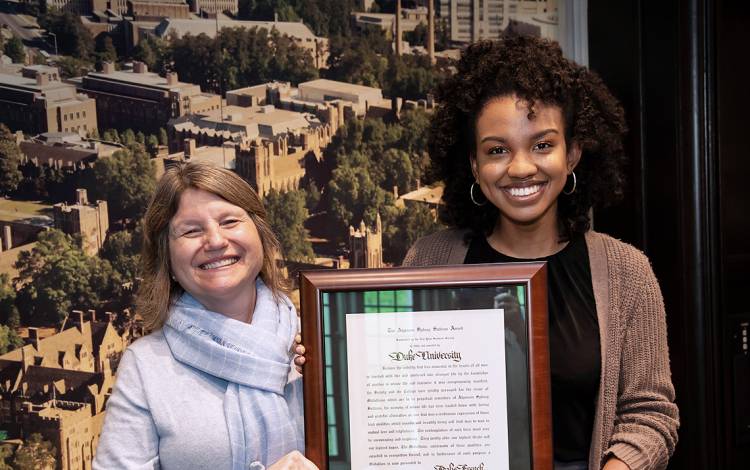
[
  {"xmin": 403, "ymin": 229, "xmax": 679, "ymax": 470},
  {"xmin": 92, "ymin": 330, "xmax": 304, "ymax": 470}
]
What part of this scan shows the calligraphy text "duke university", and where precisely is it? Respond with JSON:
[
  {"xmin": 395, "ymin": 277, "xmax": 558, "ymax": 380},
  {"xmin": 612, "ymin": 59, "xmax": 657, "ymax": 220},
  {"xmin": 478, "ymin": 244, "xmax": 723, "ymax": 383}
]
[{"xmin": 388, "ymin": 349, "xmax": 463, "ymax": 362}]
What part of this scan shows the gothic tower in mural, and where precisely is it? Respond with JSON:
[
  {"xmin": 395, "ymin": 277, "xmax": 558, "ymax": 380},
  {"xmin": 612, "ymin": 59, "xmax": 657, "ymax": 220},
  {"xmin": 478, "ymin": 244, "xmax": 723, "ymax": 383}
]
[{"xmin": 348, "ymin": 214, "xmax": 383, "ymax": 269}]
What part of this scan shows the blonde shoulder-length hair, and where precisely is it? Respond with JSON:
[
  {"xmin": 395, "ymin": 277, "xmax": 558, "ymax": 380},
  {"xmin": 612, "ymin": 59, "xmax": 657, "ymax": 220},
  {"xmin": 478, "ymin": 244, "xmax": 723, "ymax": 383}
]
[{"xmin": 137, "ymin": 161, "xmax": 288, "ymax": 330}]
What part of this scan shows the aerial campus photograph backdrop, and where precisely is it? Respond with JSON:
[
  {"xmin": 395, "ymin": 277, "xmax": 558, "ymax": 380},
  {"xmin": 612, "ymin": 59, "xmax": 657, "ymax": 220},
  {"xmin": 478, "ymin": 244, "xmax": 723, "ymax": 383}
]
[{"xmin": 0, "ymin": 2, "xmax": 571, "ymax": 467}]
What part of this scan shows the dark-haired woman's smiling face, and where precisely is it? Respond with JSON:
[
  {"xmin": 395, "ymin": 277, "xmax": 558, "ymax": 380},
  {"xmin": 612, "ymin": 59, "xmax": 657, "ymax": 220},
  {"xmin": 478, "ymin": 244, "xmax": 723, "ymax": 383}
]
[{"xmin": 471, "ymin": 95, "xmax": 580, "ymax": 230}]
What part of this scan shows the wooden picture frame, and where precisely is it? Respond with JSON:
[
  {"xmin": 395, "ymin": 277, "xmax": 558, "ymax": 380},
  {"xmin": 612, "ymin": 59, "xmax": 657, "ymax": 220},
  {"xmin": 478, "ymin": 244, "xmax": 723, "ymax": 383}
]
[{"xmin": 300, "ymin": 262, "xmax": 551, "ymax": 470}]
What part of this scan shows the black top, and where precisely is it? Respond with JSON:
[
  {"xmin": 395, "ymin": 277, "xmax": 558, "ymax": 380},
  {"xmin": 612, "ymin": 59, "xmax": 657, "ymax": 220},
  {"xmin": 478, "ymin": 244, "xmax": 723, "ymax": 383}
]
[{"xmin": 464, "ymin": 234, "xmax": 601, "ymax": 462}]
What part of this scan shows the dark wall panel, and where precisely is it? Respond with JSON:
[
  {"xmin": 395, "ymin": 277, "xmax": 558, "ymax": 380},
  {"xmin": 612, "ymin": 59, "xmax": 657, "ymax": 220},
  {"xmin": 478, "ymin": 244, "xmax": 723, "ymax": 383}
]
[
  {"xmin": 716, "ymin": 0, "xmax": 750, "ymax": 467},
  {"xmin": 587, "ymin": 0, "xmax": 750, "ymax": 468},
  {"xmin": 588, "ymin": 1, "xmax": 644, "ymax": 248}
]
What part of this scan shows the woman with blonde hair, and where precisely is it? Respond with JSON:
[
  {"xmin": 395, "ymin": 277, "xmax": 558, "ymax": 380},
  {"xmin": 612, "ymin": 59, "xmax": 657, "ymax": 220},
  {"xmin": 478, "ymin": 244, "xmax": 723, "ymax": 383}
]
[{"xmin": 94, "ymin": 162, "xmax": 316, "ymax": 470}]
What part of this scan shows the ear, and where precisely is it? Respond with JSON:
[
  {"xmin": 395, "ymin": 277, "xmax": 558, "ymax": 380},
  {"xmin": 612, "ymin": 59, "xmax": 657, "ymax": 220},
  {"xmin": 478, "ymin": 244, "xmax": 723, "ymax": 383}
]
[
  {"xmin": 469, "ymin": 153, "xmax": 478, "ymax": 180},
  {"xmin": 566, "ymin": 141, "xmax": 582, "ymax": 172}
]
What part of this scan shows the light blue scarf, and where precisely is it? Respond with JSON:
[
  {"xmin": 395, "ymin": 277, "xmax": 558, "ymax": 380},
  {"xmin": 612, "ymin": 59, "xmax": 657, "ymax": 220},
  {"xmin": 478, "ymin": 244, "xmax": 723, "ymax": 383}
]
[{"xmin": 163, "ymin": 279, "xmax": 303, "ymax": 470}]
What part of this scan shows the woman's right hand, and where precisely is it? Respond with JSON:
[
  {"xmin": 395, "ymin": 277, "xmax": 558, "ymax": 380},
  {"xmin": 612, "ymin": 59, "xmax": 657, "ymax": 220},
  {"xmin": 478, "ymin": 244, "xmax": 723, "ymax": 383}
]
[
  {"xmin": 266, "ymin": 451, "xmax": 319, "ymax": 470},
  {"xmin": 293, "ymin": 334, "xmax": 306, "ymax": 374}
]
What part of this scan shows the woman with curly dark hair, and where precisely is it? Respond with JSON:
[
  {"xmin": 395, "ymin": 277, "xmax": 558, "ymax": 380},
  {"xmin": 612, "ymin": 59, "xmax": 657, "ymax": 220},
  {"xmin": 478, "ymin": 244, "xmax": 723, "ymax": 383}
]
[{"xmin": 403, "ymin": 36, "xmax": 679, "ymax": 470}]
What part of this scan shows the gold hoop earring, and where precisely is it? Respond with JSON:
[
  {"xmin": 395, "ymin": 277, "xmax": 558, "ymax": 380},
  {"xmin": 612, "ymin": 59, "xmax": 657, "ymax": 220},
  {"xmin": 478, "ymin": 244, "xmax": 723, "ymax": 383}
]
[
  {"xmin": 563, "ymin": 171, "xmax": 577, "ymax": 195},
  {"xmin": 470, "ymin": 182, "xmax": 487, "ymax": 206}
]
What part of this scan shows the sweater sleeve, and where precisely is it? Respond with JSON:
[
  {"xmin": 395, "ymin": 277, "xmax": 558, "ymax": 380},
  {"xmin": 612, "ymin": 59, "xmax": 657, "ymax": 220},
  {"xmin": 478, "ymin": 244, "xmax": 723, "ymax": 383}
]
[
  {"xmin": 605, "ymin": 254, "xmax": 679, "ymax": 470},
  {"xmin": 402, "ymin": 234, "xmax": 432, "ymax": 266},
  {"xmin": 93, "ymin": 349, "xmax": 160, "ymax": 470},
  {"xmin": 402, "ymin": 229, "xmax": 468, "ymax": 266}
]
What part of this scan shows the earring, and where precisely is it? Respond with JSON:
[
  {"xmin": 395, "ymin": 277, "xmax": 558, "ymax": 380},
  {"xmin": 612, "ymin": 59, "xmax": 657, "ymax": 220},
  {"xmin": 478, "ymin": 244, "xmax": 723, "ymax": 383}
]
[
  {"xmin": 563, "ymin": 171, "xmax": 577, "ymax": 195},
  {"xmin": 470, "ymin": 182, "xmax": 487, "ymax": 206}
]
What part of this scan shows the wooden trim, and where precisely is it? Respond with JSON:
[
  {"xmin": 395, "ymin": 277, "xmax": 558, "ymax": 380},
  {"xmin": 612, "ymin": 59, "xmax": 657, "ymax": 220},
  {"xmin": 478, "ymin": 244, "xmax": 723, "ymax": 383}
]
[
  {"xmin": 300, "ymin": 272, "xmax": 327, "ymax": 468},
  {"xmin": 527, "ymin": 263, "xmax": 552, "ymax": 470}
]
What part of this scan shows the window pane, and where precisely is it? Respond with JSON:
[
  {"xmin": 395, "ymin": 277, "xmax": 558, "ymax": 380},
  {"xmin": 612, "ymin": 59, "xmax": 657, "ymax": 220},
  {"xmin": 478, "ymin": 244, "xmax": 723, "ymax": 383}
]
[
  {"xmin": 328, "ymin": 426, "xmax": 339, "ymax": 456},
  {"xmin": 395, "ymin": 290, "xmax": 412, "ymax": 305},
  {"xmin": 326, "ymin": 396, "xmax": 337, "ymax": 424},
  {"xmin": 324, "ymin": 337, "xmax": 332, "ymax": 363},
  {"xmin": 364, "ymin": 291, "xmax": 378, "ymax": 305},
  {"xmin": 379, "ymin": 291, "xmax": 395, "ymax": 306}
]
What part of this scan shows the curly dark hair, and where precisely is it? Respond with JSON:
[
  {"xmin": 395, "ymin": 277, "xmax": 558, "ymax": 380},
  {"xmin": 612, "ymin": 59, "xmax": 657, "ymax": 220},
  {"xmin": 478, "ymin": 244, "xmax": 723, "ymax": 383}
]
[{"xmin": 430, "ymin": 35, "xmax": 627, "ymax": 239}]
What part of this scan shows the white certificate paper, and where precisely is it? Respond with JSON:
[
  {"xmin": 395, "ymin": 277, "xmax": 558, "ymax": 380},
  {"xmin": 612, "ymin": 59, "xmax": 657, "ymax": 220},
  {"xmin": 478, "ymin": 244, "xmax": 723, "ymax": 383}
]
[{"xmin": 345, "ymin": 309, "xmax": 509, "ymax": 470}]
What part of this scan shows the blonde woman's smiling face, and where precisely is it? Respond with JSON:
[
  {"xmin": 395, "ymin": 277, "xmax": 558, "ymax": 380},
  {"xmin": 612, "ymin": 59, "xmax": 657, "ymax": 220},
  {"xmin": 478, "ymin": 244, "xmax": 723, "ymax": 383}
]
[
  {"xmin": 168, "ymin": 188, "xmax": 263, "ymax": 311},
  {"xmin": 471, "ymin": 95, "xmax": 581, "ymax": 229}
]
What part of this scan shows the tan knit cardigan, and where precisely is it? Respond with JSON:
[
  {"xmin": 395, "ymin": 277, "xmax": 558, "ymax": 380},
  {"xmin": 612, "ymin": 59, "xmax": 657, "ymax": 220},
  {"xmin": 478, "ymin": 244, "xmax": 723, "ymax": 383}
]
[{"xmin": 402, "ymin": 229, "xmax": 679, "ymax": 470}]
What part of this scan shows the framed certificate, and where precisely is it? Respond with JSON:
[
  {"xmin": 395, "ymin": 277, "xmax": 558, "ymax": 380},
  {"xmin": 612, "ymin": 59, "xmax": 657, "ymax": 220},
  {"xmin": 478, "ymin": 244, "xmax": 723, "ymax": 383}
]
[{"xmin": 300, "ymin": 263, "xmax": 551, "ymax": 470}]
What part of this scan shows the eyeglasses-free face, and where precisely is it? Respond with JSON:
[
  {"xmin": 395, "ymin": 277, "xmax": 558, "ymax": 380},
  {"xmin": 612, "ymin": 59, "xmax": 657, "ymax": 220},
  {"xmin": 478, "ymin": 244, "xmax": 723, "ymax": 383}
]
[
  {"xmin": 471, "ymin": 95, "xmax": 581, "ymax": 231},
  {"xmin": 168, "ymin": 188, "xmax": 264, "ymax": 321}
]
